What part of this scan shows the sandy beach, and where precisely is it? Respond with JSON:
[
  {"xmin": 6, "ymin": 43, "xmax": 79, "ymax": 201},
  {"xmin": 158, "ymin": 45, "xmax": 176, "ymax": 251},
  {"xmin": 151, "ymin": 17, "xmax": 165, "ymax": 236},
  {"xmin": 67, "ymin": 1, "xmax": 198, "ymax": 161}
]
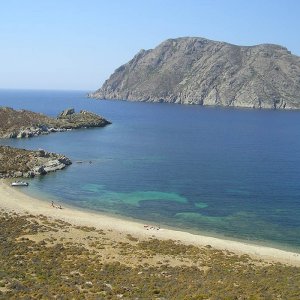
[{"xmin": 1, "ymin": 179, "xmax": 300, "ymax": 267}]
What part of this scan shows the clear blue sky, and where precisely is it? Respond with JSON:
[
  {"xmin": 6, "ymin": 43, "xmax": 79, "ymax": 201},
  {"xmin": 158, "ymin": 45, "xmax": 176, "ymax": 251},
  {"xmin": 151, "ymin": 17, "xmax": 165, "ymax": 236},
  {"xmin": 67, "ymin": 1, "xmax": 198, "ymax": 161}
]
[{"xmin": 1, "ymin": 0, "xmax": 299, "ymax": 91}]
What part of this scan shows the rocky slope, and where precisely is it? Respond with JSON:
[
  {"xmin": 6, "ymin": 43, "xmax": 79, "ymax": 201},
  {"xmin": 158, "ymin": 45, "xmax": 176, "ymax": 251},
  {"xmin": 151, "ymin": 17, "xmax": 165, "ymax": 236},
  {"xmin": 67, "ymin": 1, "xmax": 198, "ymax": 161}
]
[
  {"xmin": 0, "ymin": 107, "xmax": 111, "ymax": 138},
  {"xmin": 89, "ymin": 37, "xmax": 300, "ymax": 109},
  {"xmin": 0, "ymin": 145, "xmax": 71, "ymax": 178}
]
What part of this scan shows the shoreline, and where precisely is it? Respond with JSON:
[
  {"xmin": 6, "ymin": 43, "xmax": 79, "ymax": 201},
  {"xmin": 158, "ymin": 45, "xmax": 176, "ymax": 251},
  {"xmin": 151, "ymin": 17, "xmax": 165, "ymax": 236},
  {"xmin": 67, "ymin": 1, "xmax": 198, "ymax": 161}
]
[{"xmin": 1, "ymin": 179, "xmax": 300, "ymax": 267}]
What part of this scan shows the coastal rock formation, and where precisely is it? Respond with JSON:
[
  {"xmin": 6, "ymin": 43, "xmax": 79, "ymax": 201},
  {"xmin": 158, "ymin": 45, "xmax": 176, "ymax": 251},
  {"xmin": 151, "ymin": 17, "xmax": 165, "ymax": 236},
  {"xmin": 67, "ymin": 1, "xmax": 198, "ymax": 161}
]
[
  {"xmin": 58, "ymin": 108, "xmax": 75, "ymax": 117},
  {"xmin": 89, "ymin": 37, "xmax": 300, "ymax": 109},
  {"xmin": 57, "ymin": 108, "xmax": 111, "ymax": 129},
  {"xmin": 0, "ymin": 145, "xmax": 72, "ymax": 178},
  {"xmin": 0, "ymin": 107, "xmax": 111, "ymax": 138}
]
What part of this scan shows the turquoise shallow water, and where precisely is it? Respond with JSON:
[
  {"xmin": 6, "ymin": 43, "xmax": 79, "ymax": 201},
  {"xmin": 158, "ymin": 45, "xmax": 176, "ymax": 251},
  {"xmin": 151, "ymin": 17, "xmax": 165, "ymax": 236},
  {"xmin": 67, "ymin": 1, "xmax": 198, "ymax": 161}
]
[{"xmin": 1, "ymin": 89, "xmax": 300, "ymax": 252}]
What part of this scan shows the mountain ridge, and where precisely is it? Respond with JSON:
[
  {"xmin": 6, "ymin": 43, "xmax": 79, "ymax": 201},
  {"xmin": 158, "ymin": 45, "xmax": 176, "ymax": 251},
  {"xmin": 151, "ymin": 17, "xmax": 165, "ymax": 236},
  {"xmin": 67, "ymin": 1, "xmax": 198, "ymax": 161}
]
[{"xmin": 89, "ymin": 37, "xmax": 300, "ymax": 109}]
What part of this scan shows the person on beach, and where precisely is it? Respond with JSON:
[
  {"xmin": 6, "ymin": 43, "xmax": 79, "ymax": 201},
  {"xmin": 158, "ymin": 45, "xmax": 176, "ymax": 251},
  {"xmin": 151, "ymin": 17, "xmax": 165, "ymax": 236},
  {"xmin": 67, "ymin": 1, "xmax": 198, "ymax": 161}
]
[
  {"xmin": 144, "ymin": 224, "xmax": 160, "ymax": 230},
  {"xmin": 51, "ymin": 201, "xmax": 62, "ymax": 209}
]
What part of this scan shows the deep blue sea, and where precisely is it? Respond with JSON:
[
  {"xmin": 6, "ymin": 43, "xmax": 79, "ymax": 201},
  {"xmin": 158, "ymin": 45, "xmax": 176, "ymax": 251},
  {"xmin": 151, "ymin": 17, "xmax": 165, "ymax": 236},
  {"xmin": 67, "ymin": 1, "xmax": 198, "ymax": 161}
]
[{"xmin": 1, "ymin": 89, "xmax": 300, "ymax": 252}]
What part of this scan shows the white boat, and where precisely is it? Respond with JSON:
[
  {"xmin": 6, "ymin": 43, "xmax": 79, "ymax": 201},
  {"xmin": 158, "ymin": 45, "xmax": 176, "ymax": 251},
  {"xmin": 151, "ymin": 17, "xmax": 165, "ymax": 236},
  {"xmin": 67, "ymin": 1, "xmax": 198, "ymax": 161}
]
[{"xmin": 11, "ymin": 181, "xmax": 29, "ymax": 187}]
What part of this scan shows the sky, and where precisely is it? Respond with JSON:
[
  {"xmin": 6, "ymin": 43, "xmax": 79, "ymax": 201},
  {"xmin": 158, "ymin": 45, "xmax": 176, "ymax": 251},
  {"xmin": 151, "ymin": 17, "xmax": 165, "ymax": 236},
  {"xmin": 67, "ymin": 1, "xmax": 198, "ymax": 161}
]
[{"xmin": 0, "ymin": 0, "xmax": 300, "ymax": 91}]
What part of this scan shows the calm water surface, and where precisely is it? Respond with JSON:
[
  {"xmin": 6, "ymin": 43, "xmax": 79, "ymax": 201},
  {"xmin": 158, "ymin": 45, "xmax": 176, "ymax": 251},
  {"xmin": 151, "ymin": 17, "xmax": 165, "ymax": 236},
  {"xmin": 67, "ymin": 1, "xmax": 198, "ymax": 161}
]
[{"xmin": 1, "ymin": 89, "xmax": 300, "ymax": 252}]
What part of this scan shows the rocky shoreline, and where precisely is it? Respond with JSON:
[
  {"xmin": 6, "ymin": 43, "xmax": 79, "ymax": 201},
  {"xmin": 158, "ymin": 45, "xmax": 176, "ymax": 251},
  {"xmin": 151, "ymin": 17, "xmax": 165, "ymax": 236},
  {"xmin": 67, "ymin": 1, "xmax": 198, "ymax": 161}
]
[
  {"xmin": 0, "ymin": 107, "xmax": 112, "ymax": 178},
  {"xmin": 0, "ymin": 107, "xmax": 111, "ymax": 139},
  {"xmin": 0, "ymin": 145, "xmax": 72, "ymax": 179}
]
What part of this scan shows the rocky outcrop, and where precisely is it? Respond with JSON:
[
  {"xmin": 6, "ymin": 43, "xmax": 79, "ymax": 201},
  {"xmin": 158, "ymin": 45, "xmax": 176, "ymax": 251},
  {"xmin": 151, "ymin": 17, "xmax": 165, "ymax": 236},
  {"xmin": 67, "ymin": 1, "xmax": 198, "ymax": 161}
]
[
  {"xmin": 0, "ymin": 145, "xmax": 72, "ymax": 179},
  {"xmin": 57, "ymin": 109, "xmax": 111, "ymax": 129},
  {"xmin": 58, "ymin": 108, "xmax": 75, "ymax": 117},
  {"xmin": 89, "ymin": 37, "xmax": 300, "ymax": 109},
  {"xmin": 0, "ymin": 107, "xmax": 111, "ymax": 138}
]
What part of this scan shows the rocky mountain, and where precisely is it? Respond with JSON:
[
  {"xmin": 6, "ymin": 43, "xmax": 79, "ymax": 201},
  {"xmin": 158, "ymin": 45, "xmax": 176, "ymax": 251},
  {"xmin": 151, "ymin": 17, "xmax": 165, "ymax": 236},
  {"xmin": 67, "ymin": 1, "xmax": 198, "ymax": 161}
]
[
  {"xmin": 0, "ymin": 107, "xmax": 111, "ymax": 138},
  {"xmin": 0, "ymin": 146, "xmax": 71, "ymax": 178},
  {"xmin": 89, "ymin": 37, "xmax": 300, "ymax": 109}
]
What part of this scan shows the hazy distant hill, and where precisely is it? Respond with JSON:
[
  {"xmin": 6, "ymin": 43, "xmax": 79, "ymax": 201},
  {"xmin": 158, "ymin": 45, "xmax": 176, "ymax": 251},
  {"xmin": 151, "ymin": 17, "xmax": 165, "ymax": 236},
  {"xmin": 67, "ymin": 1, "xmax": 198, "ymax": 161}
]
[{"xmin": 89, "ymin": 37, "xmax": 300, "ymax": 109}]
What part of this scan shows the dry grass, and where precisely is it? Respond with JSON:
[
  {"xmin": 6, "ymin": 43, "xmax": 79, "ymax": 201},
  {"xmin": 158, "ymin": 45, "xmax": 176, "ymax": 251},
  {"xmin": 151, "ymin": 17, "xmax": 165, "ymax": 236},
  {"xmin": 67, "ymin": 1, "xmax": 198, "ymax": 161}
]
[
  {"xmin": 0, "ymin": 107, "xmax": 55, "ymax": 133},
  {"xmin": 0, "ymin": 106, "xmax": 110, "ymax": 138},
  {"xmin": 0, "ymin": 210, "xmax": 299, "ymax": 299},
  {"xmin": 0, "ymin": 145, "xmax": 70, "ymax": 177}
]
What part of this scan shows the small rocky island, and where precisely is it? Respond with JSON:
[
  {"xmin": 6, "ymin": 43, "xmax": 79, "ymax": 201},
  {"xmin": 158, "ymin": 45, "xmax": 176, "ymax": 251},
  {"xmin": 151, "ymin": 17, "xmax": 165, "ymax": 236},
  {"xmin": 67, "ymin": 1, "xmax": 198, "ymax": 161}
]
[
  {"xmin": 0, "ymin": 145, "xmax": 71, "ymax": 179},
  {"xmin": 0, "ymin": 107, "xmax": 111, "ymax": 138}
]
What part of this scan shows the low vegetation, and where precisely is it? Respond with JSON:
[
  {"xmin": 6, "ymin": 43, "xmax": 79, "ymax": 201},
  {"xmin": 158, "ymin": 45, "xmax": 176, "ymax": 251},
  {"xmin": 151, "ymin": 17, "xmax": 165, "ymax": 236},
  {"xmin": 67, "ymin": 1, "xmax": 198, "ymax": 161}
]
[
  {"xmin": 0, "ymin": 145, "xmax": 71, "ymax": 178},
  {"xmin": 0, "ymin": 107, "xmax": 54, "ymax": 134},
  {"xmin": 0, "ymin": 210, "xmax": 299, "ymax": 299},
  {"xmin": 0, "ymin": 107, "xmax": 110, "ymax": 138}
]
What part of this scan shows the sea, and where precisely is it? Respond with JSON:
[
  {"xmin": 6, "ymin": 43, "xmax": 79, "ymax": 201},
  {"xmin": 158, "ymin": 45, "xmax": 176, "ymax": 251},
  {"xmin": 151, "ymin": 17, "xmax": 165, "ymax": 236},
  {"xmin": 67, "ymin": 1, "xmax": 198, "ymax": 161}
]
[{"xmin": 1, "ymin": 89, "xmax": 300, "ymax": 252}]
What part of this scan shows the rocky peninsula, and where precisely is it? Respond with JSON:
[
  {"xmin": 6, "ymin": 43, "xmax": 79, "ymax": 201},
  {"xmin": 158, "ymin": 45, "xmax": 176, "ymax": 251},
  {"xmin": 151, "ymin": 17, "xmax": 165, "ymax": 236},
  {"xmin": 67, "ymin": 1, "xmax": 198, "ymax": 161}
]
[
  {"xmin": 89, "ymin": 37, "xmax": 300, "ymax": 109},
  {"xmin": 0, "ymin": 107, "xmax": 111, "ymax": 138},
  {"xmin": 0, "ymin": 107, "xmax": 111, "ymax": 178},
  {"xmin": 0, "ymin": 145, "xmax": 72, "ymax": 179}
]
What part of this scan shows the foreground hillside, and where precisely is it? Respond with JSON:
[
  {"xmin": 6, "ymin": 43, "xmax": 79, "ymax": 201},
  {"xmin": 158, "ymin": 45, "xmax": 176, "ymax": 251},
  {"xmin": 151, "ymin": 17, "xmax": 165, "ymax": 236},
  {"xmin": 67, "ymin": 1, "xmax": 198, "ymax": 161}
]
[
  {"xmin": 0, "ymin": 107, "xmax": 111, "ymax": 138},
  {"xmin": 90, "ymin": 37, "xmax": 300, "ymax": 109},
  {"xmin": 0, "ymin": 210, "xmax": 299, "ymax": 299}
]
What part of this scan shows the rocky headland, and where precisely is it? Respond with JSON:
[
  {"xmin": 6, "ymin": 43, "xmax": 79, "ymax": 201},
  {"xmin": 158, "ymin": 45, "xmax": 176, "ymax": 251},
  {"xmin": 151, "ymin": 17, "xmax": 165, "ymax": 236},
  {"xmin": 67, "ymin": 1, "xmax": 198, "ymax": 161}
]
[
  {"xmin": 0, "ymin": 107, "xmax": 111, "ymax": 138},
  {"xmin": 89, "ymin": 37, "xmax": 300, "ymax": 109},
  {"xmin": 0, "ymin": 107, "xmax": 111, "ymax": 178},
  {"xmin": 0, "ymin": 145, "xmax": 71, "ymax": 179}
]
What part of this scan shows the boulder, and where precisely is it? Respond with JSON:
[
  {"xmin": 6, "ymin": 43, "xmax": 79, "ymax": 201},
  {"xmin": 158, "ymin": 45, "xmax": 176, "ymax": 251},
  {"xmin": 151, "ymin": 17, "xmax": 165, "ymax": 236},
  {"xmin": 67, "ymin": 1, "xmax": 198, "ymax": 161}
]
[
  {"xmin": 13, "ymin": 171, "xmax": 23, "ymax": 177},
  {"xmin": 58, "ymin": 108, "xmax": 75, "ymax": 118},
  {"xmin": 38, "ymin": 149, "xmax": 46, "ymax": 157},
  {"xmin": 58, "ymin": 157, "xmax": 72, "ymax": 166},
  {"xmin": 23, "ymin": 171, "xmax": 35, "ymax": 178},
  {"xmin": 43, "ymin": 159, "xmax": 67, "ymax": 172},
  {"xmin": 32, "ymin": 166, "xmax": 47, "ymax": 175}
]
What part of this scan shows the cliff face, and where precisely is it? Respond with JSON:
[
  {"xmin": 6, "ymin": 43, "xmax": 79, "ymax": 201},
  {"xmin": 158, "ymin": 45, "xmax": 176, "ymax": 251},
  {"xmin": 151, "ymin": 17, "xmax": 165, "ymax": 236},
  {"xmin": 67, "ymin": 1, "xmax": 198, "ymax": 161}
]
[{"xmin": 89, "ymin": 37, "xmax": 300, "ymax": 109}]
